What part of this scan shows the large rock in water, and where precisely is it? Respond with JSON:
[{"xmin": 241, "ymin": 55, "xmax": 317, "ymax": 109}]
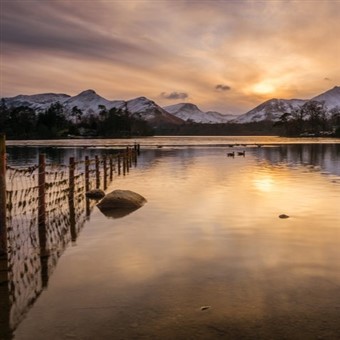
[{"xmin": 97, "ymin": 189, "xmax": 146, "ymax": 211}]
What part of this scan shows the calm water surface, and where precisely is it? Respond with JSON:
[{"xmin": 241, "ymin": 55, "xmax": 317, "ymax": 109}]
[{"xmin": 3, "ymin": 137, "xmax": 340, "ymax": 339}]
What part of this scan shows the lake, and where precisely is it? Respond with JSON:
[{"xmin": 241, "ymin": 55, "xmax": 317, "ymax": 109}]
[{"xmin": 2, "ymin": 136, "xmax": 340, "ymax": 339}]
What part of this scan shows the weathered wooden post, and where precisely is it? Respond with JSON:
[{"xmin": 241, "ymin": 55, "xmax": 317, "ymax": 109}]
[
  {"xmin": 38, "ymin": 153, "xmax": 47, "ymax": 256},
  {"xmin": 123, "ymin": 151, "xmax": 127, "ymax": 176},
  {"xmin": 133, "ymin": 147, "xmax": 138, "ymax": 167},
  {"xmin": 109, "ymin": 156, "xmax": 113, "ymax": 181},
  {"xmin": 0, "ymin": 280, "xmax": 11, "ymax": 338},
  {"xmin": 69, "ymin": 157, "xmax": 75, "ymax": 199},
  {"xmin": 0, "ymin": 134, "xmax": 7, "ymax": 257},
  {"xmin": 129, "ymin": 147, "xmax": 133, "ymax": 168},
  {"xmin": 126, "ymin": 148, "xmax": 130, "ymax": 173},
  {"xmin": 117, "ymin": 155, "xmax": 121, "ymax": 176},
  {"xmin": 0, "ymin": 134, "xmax": 9, "ymax": 286},
  {"xmin": 68, "ymin": 157, "xmax": 76, "ymax": 242},
  {"xmin": 103, "ymin": 155, "xmax": 107, "ymax": 190},
  {"xmin": 95, "ymin": 155, "xmax": 100, "ymax": 189},
  {"xmin": 85, "ymin": 156, "xmax": 90, "ymax": 192}
]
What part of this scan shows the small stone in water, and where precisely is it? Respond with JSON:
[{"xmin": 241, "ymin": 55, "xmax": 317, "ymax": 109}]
[
  {"xmin": 200, "ymin": 306, "xmax": 211, "ymax": 311},
  {"xmin": 279, "ymin": 214, "xmax": 289, "ymax": 219}
]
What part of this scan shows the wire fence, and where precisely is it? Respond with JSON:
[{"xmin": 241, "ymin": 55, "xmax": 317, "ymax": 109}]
[{"xmin": 0, "ymin": 136, "xmax": 140, "ymax": 337}]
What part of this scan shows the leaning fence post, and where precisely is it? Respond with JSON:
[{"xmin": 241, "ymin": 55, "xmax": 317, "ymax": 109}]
[
  {"xmin": 38, "ymin": 153, "xmax": 47, "ymax": 256},
  {"xmin": 0, "ymin": 134, "xmax": 7, "ymax": 255},
  {"xmin": 95, "ymin": 155, "xmax": 100, "ymax": 189}
]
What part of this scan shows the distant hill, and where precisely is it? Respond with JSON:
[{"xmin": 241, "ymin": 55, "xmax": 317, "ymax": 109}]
[
  {"xmin": 233, "ymin": 86, "xmax": 340, "ymax": 123},
  {"xmin": 164, "ymin": 103, "xmax": 237, "ymax": 124},
  {"xmin": 311, "ymin": 86, "xmax": 340, "ymax": 110},
  {"xmin": 232, "ymin": 98, "xmax": 307, "ymax": 124}
]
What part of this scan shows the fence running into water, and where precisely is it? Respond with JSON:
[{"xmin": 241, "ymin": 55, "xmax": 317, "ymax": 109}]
[{"xmin": 0, "ymin": 134, "xmax": 140, "ymax": 338}]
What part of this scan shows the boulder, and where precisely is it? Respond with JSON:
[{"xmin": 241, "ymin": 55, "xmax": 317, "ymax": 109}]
[
  {"xmin": 97, "ymin": 189, "xmax": 146, "ymax": 210},
  {"xmin": 86, "ymin": 189, "xmax": 105, "ymax": 199}
]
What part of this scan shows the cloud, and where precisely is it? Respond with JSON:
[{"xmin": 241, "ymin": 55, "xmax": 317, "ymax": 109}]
[
  {"xmin": 2, "ymin": 0, "xmax": 340, "ymax": 114},
  {"xmin": 160, "ymin": 92, "xmax": 189, "ymax": 100},
  {"xmin": 215, "ymin": 84, "xmax": 231, "ymax": 92}
]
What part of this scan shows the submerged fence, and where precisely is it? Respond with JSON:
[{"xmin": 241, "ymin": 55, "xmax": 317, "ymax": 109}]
[{"xmin": 0, "ymin": 134, "xmax": 141, "ymax": 338}]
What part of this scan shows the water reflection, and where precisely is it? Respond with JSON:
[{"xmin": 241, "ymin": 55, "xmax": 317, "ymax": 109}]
[
  {"xmin": 97, "ymin": 206, "xmax": 141, "ymax": 219},
  {"xmin": 257, "ymin": 144, "xmax": 340, "ymax": 176},
  {"xmin": 2, "ymin": 143, "xmax": 340, "ymax": 339}
]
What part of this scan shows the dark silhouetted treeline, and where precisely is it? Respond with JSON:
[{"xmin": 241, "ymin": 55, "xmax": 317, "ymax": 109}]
[{"xmin": 0, "ymin": 99, "xmax": 153, "ymax": 139}]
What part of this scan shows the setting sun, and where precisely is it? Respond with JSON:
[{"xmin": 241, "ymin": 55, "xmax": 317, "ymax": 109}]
[{"xmin": 253, "ymin": 82, "xmax": 276, "ymax": 95}]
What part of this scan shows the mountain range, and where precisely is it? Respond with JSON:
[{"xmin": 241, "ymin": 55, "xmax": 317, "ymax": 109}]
[{"xmin": 3, "ymin": 86, "xmax": 340, "ymax": 125}]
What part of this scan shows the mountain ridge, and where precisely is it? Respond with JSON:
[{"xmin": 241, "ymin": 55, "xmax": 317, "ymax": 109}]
[{"xmin": 3, "ymin": 86, "xmax": 340, "ymax": 125}]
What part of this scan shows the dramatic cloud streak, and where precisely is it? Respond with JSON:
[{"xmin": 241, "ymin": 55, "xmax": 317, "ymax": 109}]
[{"xmin": 1, "ymin": 0, "xmax": 340, "ymax": 114}]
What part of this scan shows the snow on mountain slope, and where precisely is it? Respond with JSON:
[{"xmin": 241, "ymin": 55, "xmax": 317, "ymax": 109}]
[
  {"xmin": 164, "ymin": 103, "xmax": 235, "ymax": 123},
  {"xmin": 205, "ymin": 111, "xmax": 238, "ymax": 123},
  {"xmin": 232, "ymin": 98, "xmax": 307, "ymax": 124},
  {"xmin": 127, "ymin": 97, "xmax": 184, "ymax": 126},
  {"xmin": 311, "ymin": 86, "xmax": 340, "ymax": 110},
  {"xmin": 63, "ymin": 90, "xmax": 118, "ymax": 115},
  {"xmin": 234, "ymin": 86, "xmax": 340, "ymax": 123},
  {"xmin": 4, "ymin": 93, "xmax": 70, "ymax": 111}
]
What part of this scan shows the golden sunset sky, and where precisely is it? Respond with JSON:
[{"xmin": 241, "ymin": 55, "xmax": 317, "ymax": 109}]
[{"xmin": 1, "ymin": 0, "xmax": 340, "ymax": 114}]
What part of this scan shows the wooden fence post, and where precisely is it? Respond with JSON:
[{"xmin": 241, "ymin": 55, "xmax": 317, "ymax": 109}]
[
  {"xmin": 103, "ymin": 155, "xmax": 107, "ymax": 190},
  {"xmin": 0, "ymin": 134, "xmax": 7, "ymax": 257},
  {"xmin": 126, "ymin": 148, "xmax": 130, "ymax": 173},
  {"xmin": 85, "ymin": 156, "xmax": 90, "ymax": 192},
  {"xmin": 123, "ymin": 152, "xmax": 126, "ymax": 176},
  {"xmin": 69, "ymin": 157, "xmax": 75, "ymax": 199},
  {"xmin": 133, "ymin": 148, "xmax": 138, "ymax": 167},
  {"xmin": 68, "ymin": 157, "xmax": 76, "ymax": 242},
  {"xmin": 128, "ymin": 147, "xmax": 132, "ymax": 169},
  {"xmin": 109, "ymin": 156, "xmax": 113, "ymax": 181},
  {"xmin": 38, "ymin": 153, "xmax": 47, "ymax": 256},
  {"xmin": 118, "ymin": 155, "xmax": 121, "ymax": 175},
  {"xmin": 95, "ymin": 155, "xmax": 100, "ymax": 189}
]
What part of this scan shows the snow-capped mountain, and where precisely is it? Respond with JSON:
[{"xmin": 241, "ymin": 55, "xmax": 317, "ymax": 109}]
[
  {"xmin": 232, "ymin": 98, "xmax": 307, "ymax": 124},
  {"xmin": 4, "ymin": 93, "xmax": 71, "ymax": 111},
  {"xmin": 3, "ymin": 90, "xmax": 183, "ymax": 127},
  {"xmin": 3, "ymin": 86, "xmax": 340, "ymax": 126},
  {"xmin": 311, "ymin": 86, "xmax": 340, "ymax": 110},
  {"xmin": 62, "ymin": 89, "xmax": 121, "ymax": 115},
  {"xmin": 233, "ymin": 86, "xmax": 340, "ymax": 123},
  {"xmin": 124, "ymin": 97, "xmax": 184, "ymax": 126},
  {"xmin": 163, "ymin": 103, "xmax": 236, "ymax": 124}
]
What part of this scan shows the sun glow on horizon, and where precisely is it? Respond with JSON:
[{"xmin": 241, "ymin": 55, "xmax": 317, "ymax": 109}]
[{"xmin": 252, "ymin": 82, "xmax": 276, "ymax": 96}]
